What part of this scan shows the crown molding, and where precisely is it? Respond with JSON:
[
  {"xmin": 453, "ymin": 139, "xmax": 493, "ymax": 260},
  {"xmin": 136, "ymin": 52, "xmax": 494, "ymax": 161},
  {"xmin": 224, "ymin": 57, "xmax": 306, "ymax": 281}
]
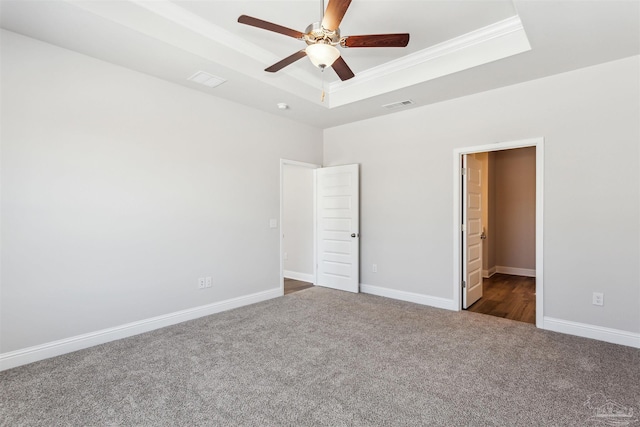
[
  {"xmin": 330, "ymin": 15, "xmax": 526, "ymax": 94},
  {"xmin": 327, "ymin": 15, "xmax": 530, "ymax": 107}
]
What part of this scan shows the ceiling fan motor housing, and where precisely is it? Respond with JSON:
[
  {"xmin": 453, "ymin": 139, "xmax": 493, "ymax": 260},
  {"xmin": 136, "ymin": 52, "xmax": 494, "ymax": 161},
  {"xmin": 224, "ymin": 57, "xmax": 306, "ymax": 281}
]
[{"xmin": 304, "ymin": 22, "xmax": 342, "ymax": 46}]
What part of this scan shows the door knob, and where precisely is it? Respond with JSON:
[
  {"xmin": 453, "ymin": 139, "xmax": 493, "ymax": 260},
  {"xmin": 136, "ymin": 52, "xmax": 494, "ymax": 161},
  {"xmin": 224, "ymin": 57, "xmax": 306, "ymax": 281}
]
[{"xmin": 351, "ymin": 233, "xmax": 357, "ymax": 238}]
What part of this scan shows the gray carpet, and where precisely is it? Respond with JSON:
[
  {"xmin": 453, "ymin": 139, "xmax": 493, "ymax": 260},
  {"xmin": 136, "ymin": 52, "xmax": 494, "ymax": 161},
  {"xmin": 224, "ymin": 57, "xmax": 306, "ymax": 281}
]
[{"xmin": 1, "ymin": 287, "xmax": 638, "ymax": 426}]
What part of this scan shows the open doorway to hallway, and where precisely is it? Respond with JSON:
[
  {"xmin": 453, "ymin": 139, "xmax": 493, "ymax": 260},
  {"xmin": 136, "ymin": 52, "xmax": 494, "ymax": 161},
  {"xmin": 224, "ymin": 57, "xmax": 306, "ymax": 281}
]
[
  {"xmin": 463, "ymin": 147, "xmax": 536, "ymax": 323},
  {"xmin": 461, "ymin": 146, "xmax": 537, "ymax": 324},
  {"xmin": 280, "ymin": 160, "xmax": 318, "ymax": 296}
]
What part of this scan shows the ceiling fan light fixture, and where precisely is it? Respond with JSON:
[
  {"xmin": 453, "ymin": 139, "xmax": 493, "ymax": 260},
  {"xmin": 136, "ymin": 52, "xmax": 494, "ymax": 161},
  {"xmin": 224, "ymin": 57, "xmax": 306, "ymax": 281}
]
[
  {"xmin": 305, "ymin": 43, "xmax": 340, "ymax": 68},
  {"xmin": 238, "ymin": 0, "xmax": 409, "ymax": 81}
]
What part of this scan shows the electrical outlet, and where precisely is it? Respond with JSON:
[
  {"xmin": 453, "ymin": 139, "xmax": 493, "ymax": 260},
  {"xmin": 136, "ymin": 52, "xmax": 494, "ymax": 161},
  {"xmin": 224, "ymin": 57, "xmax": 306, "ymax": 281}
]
[
  {"xmin": 372, "ymin": 264, "xmax": 378, "ymax": 273},
  {"xmin": 205, "ymin": 277, "xmax": 212, "ymax": 288},
  {"xmin": 198, "ymin": 278, "xmax": 205, "ymax": 289},
  {"xmin": 592, "ymin": 292, "xmax": 604, "ymax": 306}
]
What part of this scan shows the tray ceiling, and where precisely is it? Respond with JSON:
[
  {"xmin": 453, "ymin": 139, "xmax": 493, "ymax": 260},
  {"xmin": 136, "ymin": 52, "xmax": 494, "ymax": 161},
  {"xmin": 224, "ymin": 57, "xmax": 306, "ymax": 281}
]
[{"xmin": 1, "ymin": 0, "xmax": 638, "ymax": 128}]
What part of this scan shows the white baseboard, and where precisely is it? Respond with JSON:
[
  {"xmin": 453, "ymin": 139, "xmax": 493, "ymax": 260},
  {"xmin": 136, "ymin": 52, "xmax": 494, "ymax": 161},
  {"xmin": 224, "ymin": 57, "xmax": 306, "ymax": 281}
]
[
  {"xmin": 283, "ymin": 270, "xmax": 314, "ymax": 283},
  {"xmin": 482, "ymin": 267, "xmax": 497, "ymax": 278},
  {"xmin": 0, "ymin": 288, "xmax": 282, "ymax": 372},
  {"xmin": 495, "ymin": 266, "xmax": 536, "ymax": 277},
  {"xmin": 360, "ymin": 284, "xmax": 457, "ymax": 311},
  {"xmin": 543, "ymin": 317, "xmax": 640, "ymax": 348},
  {"xmin": 360, "ymin": 286, "xmax": 639, "ymax": 348}
]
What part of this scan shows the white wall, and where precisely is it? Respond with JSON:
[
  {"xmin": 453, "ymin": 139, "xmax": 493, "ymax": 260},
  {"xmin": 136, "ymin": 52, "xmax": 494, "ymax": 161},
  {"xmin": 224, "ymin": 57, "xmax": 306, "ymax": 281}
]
[
  {"xmin": 324, "ymin": 56, "xmax": 640, "ymax": 334},
  {"xmin": 0, "ymin": 31, "xmax": 322, "ymax": 353},
  {"xmin": 282, "ymin": 165, "xmax": 314, "ymax": 280}
]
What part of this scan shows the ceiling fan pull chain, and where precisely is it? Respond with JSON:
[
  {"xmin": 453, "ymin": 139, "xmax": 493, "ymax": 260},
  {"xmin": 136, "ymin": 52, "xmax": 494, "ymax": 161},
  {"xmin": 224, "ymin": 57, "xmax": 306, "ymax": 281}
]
[{"xmin": 321, "ymin": 67, "xmax": 326, "ymax": 102}]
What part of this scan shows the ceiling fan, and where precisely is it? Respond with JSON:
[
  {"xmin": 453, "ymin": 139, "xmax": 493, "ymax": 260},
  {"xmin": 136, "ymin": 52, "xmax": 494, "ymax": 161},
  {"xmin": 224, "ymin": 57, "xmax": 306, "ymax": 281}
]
[{"xmin": 238, "ymin": 0, "xmax": 410, "ymax": 81}]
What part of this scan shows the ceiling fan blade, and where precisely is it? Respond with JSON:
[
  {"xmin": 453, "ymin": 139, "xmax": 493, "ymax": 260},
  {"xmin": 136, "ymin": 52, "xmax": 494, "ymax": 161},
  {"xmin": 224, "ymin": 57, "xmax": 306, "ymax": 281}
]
[
  {"xmin": 343, "ymin": 34, "xmax": 410, "ymax": 48},
  {"xmin": 321, "ymin": 0, "xmax": 352, "ymax": 31},
  {"xmin": 265, "ymin": 50, "xmax": 307, "ymax": 73},
  {"xmin": 238, "ymin": 15, "xmax": 304, "ymax": 39},
  {"xmin": 332, "ymin": 56, "xmax": 355, "ymax": 81}
]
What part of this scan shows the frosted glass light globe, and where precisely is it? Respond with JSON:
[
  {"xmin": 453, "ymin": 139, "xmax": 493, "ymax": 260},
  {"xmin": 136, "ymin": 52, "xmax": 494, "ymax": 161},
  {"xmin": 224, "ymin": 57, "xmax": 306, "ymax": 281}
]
[{"xmin": 305, "ymin": 43, "xmax": 340, "ymax": 68}]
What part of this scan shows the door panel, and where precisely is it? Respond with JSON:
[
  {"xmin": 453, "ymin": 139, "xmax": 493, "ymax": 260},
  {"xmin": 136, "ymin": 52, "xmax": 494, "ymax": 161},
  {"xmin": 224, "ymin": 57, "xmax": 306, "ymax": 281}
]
[
  {"xmin": 463, "ymin": 155, "xmax": 483, "ymax": 308},
  {"xmin": 316, "ymin": 164, "xmax": 359, "ymax": 293}
]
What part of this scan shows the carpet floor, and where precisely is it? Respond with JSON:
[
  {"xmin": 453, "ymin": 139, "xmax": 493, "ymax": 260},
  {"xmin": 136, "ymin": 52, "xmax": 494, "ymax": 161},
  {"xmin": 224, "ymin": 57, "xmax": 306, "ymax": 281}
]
[{"xmin": 1, "ymin": 287, "xmax": 638, "ymax": 426}]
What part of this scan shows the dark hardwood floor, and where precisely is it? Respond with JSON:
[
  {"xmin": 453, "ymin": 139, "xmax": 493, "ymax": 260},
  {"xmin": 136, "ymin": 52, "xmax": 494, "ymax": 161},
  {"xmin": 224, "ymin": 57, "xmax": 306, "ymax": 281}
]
[
  {"xmin": 284, "ymin": 278, "xmax": 314, "ymax": 295},
  {"xmin": 466, "ymin": 273, "xmax": 536, "ymax": 324},
  {"xmin": 284, "ymin": 274, "xmax": 534, "ymax": 323}
]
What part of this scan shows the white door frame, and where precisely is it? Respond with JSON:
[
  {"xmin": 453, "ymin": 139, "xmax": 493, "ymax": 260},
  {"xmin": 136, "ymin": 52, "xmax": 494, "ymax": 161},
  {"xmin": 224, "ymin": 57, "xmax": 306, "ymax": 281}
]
[
  {"xmin": 452, "ymin": 137, "xmax": 544, "ymax": 328},
  {"xmin": 279, "ymin": 159, "xmax": 321, "ymax": 296}
]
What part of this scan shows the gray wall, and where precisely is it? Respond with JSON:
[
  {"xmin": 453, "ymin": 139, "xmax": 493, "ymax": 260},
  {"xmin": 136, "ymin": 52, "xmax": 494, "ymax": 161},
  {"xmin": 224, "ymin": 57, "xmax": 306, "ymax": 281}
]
[
  {"xmin": 324, "ymin": 56, "xmax": 640, "ymax": 333},
  {"xmin": 0, "ymin": 31, "xmax": 323, "ymax": 353}
]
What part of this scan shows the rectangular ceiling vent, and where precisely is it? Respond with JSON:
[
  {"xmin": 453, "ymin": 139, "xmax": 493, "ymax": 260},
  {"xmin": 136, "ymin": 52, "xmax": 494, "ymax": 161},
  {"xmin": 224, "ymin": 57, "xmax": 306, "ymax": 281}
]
[
  {"xmin": 188, "ymin": 71, "xmax": 226, "ymax": 88},
  {"xmin": 382, "ymin": 100, "xmax": 414, "ymax": 110}
]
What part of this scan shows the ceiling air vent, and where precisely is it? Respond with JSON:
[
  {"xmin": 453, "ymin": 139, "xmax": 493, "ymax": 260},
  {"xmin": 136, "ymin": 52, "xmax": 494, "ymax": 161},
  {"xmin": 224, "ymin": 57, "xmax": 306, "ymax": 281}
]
[
  {"xmin": 382, "ymin": 100, "xmax": 414, "ymax": 110},
  {"xmin": 188, "ymin": 71, "xmax": 226, "ymax": 88}
]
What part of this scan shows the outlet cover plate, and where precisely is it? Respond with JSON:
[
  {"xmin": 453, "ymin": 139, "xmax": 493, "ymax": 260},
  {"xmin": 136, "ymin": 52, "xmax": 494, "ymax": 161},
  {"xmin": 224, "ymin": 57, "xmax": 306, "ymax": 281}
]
[{"xmin": 592, "ymin": 292, "xmax": 604, "ymax": 306}]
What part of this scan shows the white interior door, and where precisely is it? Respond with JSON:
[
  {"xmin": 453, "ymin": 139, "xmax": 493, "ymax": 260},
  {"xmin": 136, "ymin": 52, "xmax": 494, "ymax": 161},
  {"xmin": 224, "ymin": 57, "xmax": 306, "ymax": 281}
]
[
  {"xmin": 316, "ymin": 164, "xmax": 359, "ymax": 293},
  {"xmin": 463, "ymin": 155, "xmax": 483, "ymax": 308}
]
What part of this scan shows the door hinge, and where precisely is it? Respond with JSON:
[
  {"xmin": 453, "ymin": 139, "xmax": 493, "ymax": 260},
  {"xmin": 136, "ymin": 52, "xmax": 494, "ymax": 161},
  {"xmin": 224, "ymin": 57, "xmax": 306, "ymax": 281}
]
[
  {"xmin": 461, "ymin": 168, "xmax": 466, "ymax": 176},
  {"xmin": 461, "ymin": 224, "xmax": 466, "ymax": 232},
  {"xmin": 462, "ymin": 280, "xmax": 466, "ymax": 289}
]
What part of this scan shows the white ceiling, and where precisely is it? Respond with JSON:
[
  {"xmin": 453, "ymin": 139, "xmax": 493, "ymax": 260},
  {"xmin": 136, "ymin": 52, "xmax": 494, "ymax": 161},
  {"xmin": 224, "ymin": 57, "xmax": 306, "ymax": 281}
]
[{"xmin": 1, "ymin": 0, "xmax": 639, "ymax": 129}]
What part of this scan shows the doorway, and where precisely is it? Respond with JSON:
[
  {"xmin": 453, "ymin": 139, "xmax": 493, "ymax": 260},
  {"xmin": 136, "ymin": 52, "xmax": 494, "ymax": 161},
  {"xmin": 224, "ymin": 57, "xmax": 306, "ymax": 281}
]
[
  {"xmin": 453, "ymin": 138, "xmax": 544, "ymax": 327},
  {"xmin": 466, "ymin": 148, "xmax": 536, "ymax": 323},
  {"xmin": 280, "ymin": 159, "xmax": 319, "ymax": 296},
  {"xmin": 280, "ymin": 161, "xmax": 361, "ymax": 295}
]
